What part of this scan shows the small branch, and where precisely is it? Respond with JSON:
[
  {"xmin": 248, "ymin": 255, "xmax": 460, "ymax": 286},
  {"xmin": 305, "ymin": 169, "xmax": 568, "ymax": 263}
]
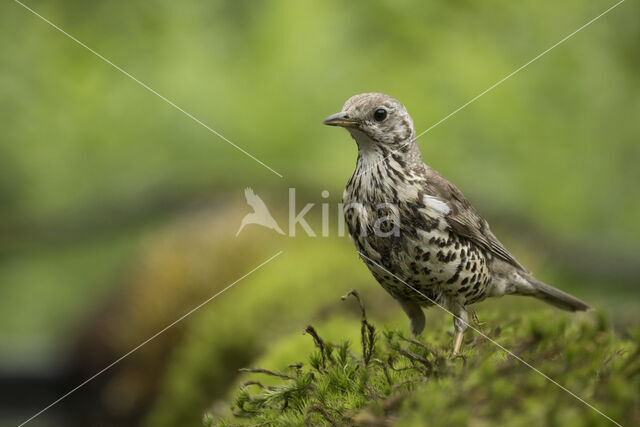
[
  {"xmin": 341, "ymin": 289, "xmax": 367, "ymax": 319},
  {"xmin": 305, "ymin": 404, "xmax": 351, "ymax": 426},
  {"xmin": 239, "ymin": 368, "xmax": 295, "ymax": 380},
  {"xmin": 399, "ymin": 336, "xmax": 442, "ymax": 358},
  {"xmin": 241, "ymin": 381, "xmax": 277, "ymax": 391},
  {"xmin": 391, "ymin": 378, "xmax": 426, "ymax": 393},
  {"xmin": 342, "ymin": 289, "xmax": 376, "ymax": 365},
  {"xmin": 372, "ymin": 358, "xmax": 393, "ymax": 386},
  {"xmin": 396, "ymin": 348, "xmax": 433, "ymax": 374},
  {"xmin": 305, "ymin": 404, "xmax": 339, "ymax": 426},
  {"xmin": 304, "ymin": 325, "xmax": 333, "ymax": 368}
]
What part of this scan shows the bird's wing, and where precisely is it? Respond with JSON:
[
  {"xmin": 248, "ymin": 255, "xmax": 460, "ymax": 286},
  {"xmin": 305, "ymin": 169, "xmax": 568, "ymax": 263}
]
[
  {"xmin": 423, "ymin": 166, "xmax": 528, "ymax": 272},
  {"xmin": 244, "ymin": 187, "xmax": 269, "ymax": 212}
]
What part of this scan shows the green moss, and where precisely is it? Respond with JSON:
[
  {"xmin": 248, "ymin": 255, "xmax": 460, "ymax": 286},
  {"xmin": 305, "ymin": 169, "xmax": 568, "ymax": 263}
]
[
  {"xmin": 143, "ymin": 238, "xmax": 377, "ymax": 427},
  {"xmin": 207, "ymin": 296, "xmax": 639, "ymax": 426}
]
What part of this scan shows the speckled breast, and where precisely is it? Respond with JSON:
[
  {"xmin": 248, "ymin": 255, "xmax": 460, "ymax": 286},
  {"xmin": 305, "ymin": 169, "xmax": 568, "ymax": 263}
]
[{"xmin": 344, "ymin": 201, "xmax": 493, "ymax": 306}]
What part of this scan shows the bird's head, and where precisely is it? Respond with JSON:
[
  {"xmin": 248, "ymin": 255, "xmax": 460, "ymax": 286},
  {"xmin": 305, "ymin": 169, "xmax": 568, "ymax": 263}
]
[{"xmin": 323, "ymin": 93, "xmax": 416, "ymax": 152}]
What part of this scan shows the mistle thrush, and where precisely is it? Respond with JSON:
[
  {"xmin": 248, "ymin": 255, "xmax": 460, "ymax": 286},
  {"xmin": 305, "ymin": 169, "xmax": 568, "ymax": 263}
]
[{"xmin": 324, "ymin": 93, "xmax": 589, "ymax": 355}]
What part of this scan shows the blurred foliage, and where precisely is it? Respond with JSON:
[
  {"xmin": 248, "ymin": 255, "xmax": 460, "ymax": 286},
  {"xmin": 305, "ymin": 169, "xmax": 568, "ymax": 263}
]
[
  {"xmin": 140, "ymin": 228, "xmax": 375, "ymax": 427},
  {"xmin": 66, "ymin": 204, "xmax": 280, "ymax": 421},
  {"xmin": 1, "ymin": 0, "xmax": 638, "ymax": 350},
  {"xmin": 208, "ymin": 297, "xmax": 639, "ymax": 426},
  {"xmin": 1, "ymin": 0, "xmax": 638, "ymax": 239},
  {"xmin": 0, "ymin": 0, "xmax": 639, "ymax": 425}
]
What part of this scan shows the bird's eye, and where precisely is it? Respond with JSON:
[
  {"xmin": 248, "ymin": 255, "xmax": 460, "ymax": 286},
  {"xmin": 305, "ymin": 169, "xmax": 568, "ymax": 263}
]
[{"xmin": 373, "ymin": 108, "xmax": 387, "ymax": 122}]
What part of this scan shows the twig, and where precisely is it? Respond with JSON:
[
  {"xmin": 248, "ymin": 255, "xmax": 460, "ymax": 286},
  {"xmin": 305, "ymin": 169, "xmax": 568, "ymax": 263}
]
[
  {"xmin": 372, "ymin": 358, "xmax": 393, "ymax": 386},
  {"xmin": 239, "ymin": 368, "xmax": 295, "ymax": 380},
  {"xmin": 341, "ymin": 289, "xmax": 367, "ymax": 319},
  {"xmin": 342, "ymin": 289, "xmax": 376, "ymax": 365},
  {"xmin": 396, "ymin": 348, "xmax": 433, "ymax": 374},
  {"xmin": 241, "ymin": 381, "xmax": 277, "ymax": 391},
  {"xmin": 304, "ymin": 325, "xmax": 333, "ymax": 368},
  {"xmin": 391, "ymin": 378, "xmax": 426, "ymax": 393},
  {"xmin": 387, "ymin": 364, "xmax": 422, "ymax": 373},
  {"xmin": 399, "ymin": 336, "xmax": 442, "ymax": 358},
  {"xmin": 305, "ymin": 404, "xmax": 341, "ymax": 426}
]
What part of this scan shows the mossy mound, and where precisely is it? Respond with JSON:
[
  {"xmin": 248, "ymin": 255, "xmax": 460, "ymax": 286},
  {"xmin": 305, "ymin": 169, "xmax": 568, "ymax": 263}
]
[{"xmin": 208, "ymin": 292, "xmax": 639, "ymax": 426}]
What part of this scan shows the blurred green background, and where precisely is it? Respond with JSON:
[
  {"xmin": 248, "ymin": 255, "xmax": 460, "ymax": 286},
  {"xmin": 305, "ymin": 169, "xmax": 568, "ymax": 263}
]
[{"xmin": 0, "ymin": 0, "xmax": 638, "ymax": 426}]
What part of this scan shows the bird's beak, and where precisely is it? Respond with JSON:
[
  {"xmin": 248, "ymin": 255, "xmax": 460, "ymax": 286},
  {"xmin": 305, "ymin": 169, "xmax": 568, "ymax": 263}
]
[{"xmin": 323, "ymin": 112, "xmax": 359, "ymax": 128}]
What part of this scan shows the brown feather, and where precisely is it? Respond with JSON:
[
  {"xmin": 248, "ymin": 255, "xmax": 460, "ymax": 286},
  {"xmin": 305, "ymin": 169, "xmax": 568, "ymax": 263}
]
[{"xmin": 423, "ymin": 165, "xmax": 528, "ymax": 272}]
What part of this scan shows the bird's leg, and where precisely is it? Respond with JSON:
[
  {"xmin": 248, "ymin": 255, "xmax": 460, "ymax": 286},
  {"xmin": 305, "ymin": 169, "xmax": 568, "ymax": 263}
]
[
  {"xmin": 451, "ymin": 306, "xmax": 469, "ymax": 357},
  {"xmin": 398, "ymin": 299, "xmax": 425, "ymax": 337},
  {"xmin": 453, "ymin": 331, "xmax": 464, "ymax": 356}
]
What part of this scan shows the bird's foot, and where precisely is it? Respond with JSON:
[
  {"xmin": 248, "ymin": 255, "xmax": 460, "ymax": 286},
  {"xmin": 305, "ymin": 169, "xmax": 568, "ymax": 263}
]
[{"xmin": 471, "ymin": 311, "xmax": 486, "ymax": 327}]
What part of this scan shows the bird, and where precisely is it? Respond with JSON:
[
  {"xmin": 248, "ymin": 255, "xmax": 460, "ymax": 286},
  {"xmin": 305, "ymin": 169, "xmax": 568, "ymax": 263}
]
[
  {"xmin": 236, "ymin": 187, "xmax": 285, "ymax": 236},
  {"xmin": 323, "ymin": 93, "xmax": 589, "ymax": 355}
]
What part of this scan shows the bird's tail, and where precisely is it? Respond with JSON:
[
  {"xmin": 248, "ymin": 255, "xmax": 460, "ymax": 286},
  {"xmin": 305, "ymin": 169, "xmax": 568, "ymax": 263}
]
[{"xmin": 525, "ymin": 276, "xmax": 590, "ymax": 312}]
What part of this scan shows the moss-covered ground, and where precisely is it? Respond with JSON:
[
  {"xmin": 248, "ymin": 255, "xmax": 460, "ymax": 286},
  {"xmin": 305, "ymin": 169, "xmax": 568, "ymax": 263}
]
[{"xmin": 207, "ymin": 292, "xmax": 639, "ymax": 426}]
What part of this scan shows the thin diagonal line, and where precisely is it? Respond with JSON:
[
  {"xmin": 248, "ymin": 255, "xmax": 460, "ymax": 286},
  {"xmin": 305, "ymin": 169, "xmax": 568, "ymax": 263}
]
[
  {"xmin": 347, "ymin": 0, "xmax": 625, "ymax": 183},
  {"xmin": 18, "ymin": 250, "xmax": 284, "ymax": 427},
  {"xmin": 357, "ymin": 251, "xmax": 622, "ymax": 426},
  {"xmin": 13, "ymin": 0, "xmax": 283, "ymax": 178},
  {"xmin": 414, "ymin": 0, "xmax": 625, "ymax": 140}
]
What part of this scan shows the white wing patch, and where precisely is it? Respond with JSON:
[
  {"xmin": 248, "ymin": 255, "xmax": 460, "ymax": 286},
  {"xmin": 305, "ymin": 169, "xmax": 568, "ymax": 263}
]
[
  {"xmin": 417, "ymin": 228, "xmax": 441, "ymax": 241},
  {"xmin": 423, "ymin": 195, "xmax": 451, "ymax": 216}
]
